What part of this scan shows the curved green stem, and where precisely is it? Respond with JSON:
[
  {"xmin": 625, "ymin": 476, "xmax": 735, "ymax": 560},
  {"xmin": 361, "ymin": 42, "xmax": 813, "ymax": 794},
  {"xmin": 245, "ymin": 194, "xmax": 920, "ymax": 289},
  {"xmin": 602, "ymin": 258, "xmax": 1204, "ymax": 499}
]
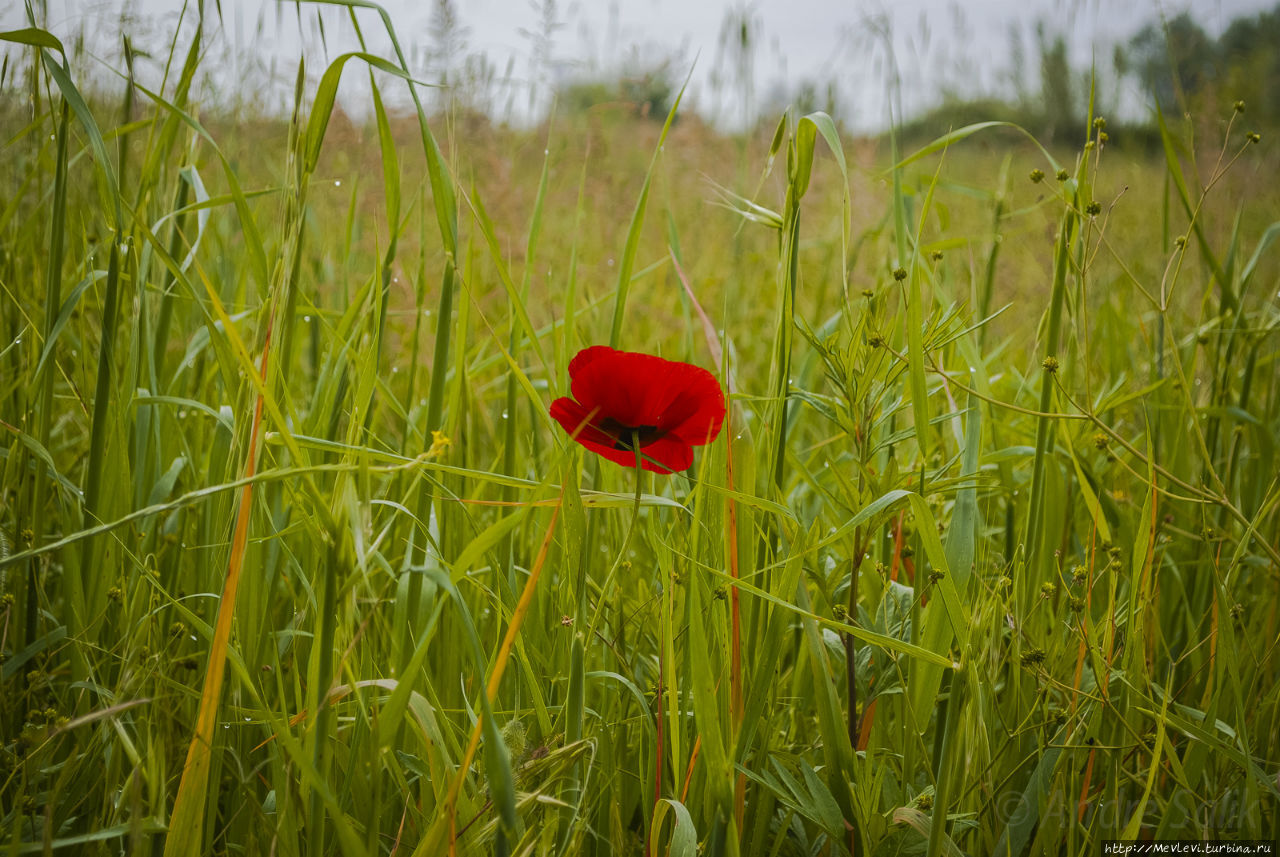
[{"xmin": 582, "ymin": 434, "xmax": 646, "ymax": 650}]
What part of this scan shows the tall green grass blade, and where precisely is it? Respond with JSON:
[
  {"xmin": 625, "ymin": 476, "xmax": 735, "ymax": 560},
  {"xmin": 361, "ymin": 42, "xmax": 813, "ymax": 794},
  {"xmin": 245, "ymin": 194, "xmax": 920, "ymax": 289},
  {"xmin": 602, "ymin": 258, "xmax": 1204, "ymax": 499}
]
[
  {"xmin": 163, "ymin": 332, "xmax": 271, "ymax": 857},
  {"xmin": 1023, "ymin": 207, "xmax": 1075, "ymax": 605},
  {"xmin": 23, "ymin": 96, "xmax": 71, "ymax": 667},
  {"xmin": 652, "ymin": 799, "xmax": 698, "ymax": 857},
  {"xmin": 910, "ymin": 390, "xmax": 979, "ymax": 726},
  {"xmin": 607, "ymin": 67, "xmax": 691, "ymax": 348},
  {"xmin": 992, "ymin": 726, "xmax": 1068, "ymax": 857}
]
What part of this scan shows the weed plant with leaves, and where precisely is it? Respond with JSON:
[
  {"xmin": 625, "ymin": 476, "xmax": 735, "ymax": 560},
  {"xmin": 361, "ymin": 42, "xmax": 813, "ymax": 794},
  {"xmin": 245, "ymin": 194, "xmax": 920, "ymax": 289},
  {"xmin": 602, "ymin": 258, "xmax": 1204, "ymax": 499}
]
[{"xmin": 1, "ymin": 4, "xmax": 1278, "ymax": 857}]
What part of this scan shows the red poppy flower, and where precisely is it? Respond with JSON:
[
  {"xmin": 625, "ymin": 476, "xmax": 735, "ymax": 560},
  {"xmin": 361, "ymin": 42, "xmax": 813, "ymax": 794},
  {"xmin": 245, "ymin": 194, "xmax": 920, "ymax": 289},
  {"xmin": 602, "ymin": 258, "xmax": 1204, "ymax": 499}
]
[{"xmin": 549, "ymin": 346, "xmax": 726, "ymax": 474}]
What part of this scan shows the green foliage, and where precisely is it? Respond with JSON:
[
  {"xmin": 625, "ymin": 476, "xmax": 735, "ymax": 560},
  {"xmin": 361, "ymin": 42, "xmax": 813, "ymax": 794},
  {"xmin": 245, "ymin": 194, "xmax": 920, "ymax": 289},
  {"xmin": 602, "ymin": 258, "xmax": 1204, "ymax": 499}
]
[
  {"xmin": 1125, "ymin": 4, "xmax": 1280, "ymax": 124},
  {"xmin": 559, "ymin": 61, "xmax": 679, "ymax": 121},
  {"xmin": 1126, "ymin": 12, "xmax": 1221, "ymax": 114},
  {"xmin": 2, "ymin": 7, "xmax": 1279, "ymax": 857},
  {"xmin": 909, "ymin": 4, "xmax": 1279, "ymax": 150},
  {"xmin": 1036, "ymin": 24, "xmax": 1078, "ymax": 141}
]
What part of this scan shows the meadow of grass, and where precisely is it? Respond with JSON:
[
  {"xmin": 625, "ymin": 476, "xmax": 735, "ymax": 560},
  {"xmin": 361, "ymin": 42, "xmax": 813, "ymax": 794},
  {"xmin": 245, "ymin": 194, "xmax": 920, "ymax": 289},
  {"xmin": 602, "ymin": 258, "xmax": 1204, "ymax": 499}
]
[{"xmin": 1, "ymin": 5, "xmax": 1279, "ymax": 856}]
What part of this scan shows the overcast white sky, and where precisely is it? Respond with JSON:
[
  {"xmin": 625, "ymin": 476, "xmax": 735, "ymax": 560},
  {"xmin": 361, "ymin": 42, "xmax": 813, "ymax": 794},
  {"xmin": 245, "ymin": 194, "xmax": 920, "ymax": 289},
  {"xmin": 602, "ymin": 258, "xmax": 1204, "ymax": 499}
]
[{"xmin": 4, "ymin": 0, "xmax": 1275, "ymax": 129}]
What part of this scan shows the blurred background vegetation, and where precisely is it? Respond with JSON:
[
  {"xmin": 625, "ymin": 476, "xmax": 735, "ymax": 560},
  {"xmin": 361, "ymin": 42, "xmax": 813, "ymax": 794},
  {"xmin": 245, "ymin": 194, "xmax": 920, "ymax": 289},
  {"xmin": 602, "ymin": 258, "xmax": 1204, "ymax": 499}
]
[
  {"xmin": 5, "ymin": 1, "xmax": 1280, "ymax": 139},
  {"xmin": 1, "ymin": 0, "xmax": 1278, "ymax": 855}
]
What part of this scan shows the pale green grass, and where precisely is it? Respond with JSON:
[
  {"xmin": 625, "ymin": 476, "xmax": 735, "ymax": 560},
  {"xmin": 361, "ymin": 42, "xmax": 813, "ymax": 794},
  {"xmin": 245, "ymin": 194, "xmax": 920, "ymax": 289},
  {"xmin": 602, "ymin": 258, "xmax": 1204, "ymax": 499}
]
[{"xmin": 1, "ymin": 5, "xmax": 1279, "ymax": 857}]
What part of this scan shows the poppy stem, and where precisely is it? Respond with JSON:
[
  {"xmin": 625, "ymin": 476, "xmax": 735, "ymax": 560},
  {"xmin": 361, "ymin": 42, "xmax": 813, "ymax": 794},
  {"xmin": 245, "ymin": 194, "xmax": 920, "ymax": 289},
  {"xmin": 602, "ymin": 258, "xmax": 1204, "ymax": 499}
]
[
  {"xmin": 626, "ymin": 429, "xmax": 644, "ymax": 551},
  {"xmin": 582, "ymin": 431, "xmax": 647, "ymax": 643},
  {"xmin": 632, "ymin": 428, "xmax": 643, "ymax": 472}
]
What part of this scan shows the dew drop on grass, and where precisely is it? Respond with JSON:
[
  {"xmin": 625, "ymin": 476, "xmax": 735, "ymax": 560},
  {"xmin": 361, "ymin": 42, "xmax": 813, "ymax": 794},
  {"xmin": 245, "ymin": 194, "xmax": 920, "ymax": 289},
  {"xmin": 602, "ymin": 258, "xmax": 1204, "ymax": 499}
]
[
  {"xmin": 303, "ymin": 315, "xmax": 311, "ymax": 323},
  {"xmin": 501, "ymin": 410, "xmax": 509, "ymax": 419},
  {"xmin": 334, "ymin": 180, "xmax": 341, "ymax": 187},
  {"xmin": 392, "ymin": 366, "xmax": 399, "ymax": 374},
  {"xmin": 607, "ymin": 258, "xmax": 614, "ymax": 266},
  {"xmin": 190, "ymin": 635, "xmax": 197, "ymax": 641}
]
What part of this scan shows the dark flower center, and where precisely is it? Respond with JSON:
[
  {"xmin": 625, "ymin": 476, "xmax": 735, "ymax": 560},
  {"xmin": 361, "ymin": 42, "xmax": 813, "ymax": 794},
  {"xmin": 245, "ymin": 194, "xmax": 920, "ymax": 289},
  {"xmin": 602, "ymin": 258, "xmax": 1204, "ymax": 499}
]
[{"xmin": 598, "ymin": 418, "xmax": 664, "ymax": 451}]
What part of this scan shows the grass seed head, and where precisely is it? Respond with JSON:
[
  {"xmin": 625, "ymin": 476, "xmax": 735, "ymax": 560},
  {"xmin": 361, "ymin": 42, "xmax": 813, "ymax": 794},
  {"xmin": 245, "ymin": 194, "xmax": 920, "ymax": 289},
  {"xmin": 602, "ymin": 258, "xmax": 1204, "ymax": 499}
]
[{"xmin": 1020, "ymin": 648, "xmax": 1046, "ymax": 668}]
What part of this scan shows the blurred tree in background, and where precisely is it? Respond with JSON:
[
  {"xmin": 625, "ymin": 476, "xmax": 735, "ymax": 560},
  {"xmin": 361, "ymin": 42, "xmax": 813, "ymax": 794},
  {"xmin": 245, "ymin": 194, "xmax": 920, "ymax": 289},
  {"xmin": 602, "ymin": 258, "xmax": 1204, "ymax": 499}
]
[
  {"xmin": 1218, "ymin": 7, "xmax": 1280, "ymax": 119},
  {"xmin": 1121, "ymin": 4, "xmax": 1280, "ymax": 124}
]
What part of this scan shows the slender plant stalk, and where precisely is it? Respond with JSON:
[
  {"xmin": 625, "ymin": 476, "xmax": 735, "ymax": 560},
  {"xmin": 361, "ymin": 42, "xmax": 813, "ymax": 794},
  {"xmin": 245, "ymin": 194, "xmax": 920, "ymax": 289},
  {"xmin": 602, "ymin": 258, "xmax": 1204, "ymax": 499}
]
[
  {"xmin": 25, "ymin": 99, "xmax": 70, "ymax": 663},
  {"xmin": 163, "ymin": 322, "xmax": 272, "ymax": 857}
]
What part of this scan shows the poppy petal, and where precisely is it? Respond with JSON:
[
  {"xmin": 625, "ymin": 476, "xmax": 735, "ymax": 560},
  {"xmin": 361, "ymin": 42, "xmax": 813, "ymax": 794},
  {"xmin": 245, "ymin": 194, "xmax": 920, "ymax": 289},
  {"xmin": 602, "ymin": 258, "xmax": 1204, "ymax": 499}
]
[
  {"xmin": 549, "ymin": 397, "xmax": 616, "ymax": 449},
  {"xmin": 570, "ymin": 348, "xmax": 662, "ymax": 428},
  {"xmin": 568, "ymin": 432, "xmax": 693, "ymax": 474},
  {"xmin": 553, "ymin": 346, "xmax": 725, "ymax": 474},
  {"xmin": 652, "ymin": 364, "xmax": 726, "ymax": 444},
  {"xmin": 567, "ymin": 345, "xmax": 615, "ymax": 378},
  {"xmin": 570, "ymin": 348, "xmax": 725, "ymax": 436},
  {"xmin": 636, "ymin": 435, "xmax": 695, "ymax": 473}
]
